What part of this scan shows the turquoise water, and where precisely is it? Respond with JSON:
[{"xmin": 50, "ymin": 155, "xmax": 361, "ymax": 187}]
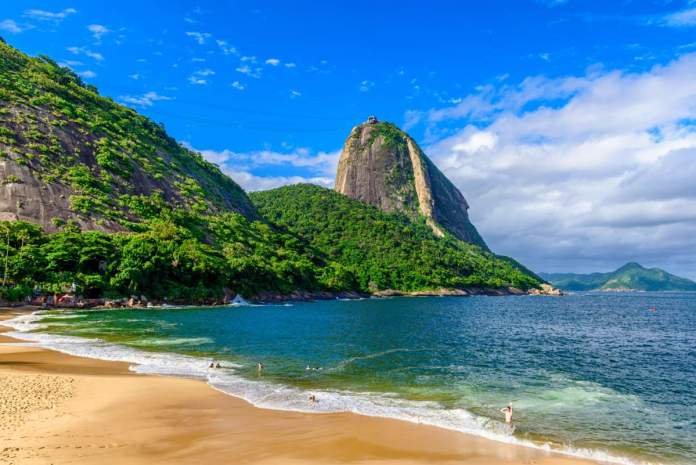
[{"xmin": 7, "ymin": 293, "xmax": 696, "ymax": 464}]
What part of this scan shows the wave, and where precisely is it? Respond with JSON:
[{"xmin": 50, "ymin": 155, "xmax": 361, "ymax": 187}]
[{"xmin": 2, "ymin": 311, "xmax": 661, "ymax": 465}]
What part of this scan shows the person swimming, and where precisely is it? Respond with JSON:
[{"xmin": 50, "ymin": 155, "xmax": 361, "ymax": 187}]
[
  {"xmin": 209, "ymin": 362, "xmax": 214, "ymax": 369},
  {"xmin": 257, "ymin": 362, "xmax": 265, "ymax": 372},
  {"xmin": 215, "ymin": 362, "xmax": 222, "ymax": 369},
  {"xmin": 500, "ymin": 404, "xmax": 513, "ymax": 424}
]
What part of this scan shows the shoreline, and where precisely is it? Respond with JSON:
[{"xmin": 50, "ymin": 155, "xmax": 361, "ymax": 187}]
[
  {"xmin": 0, "ymin": 284, "xmax": 563, "ymax": 310},
  {"xmin": 1, "ymin": 308, "xmax": 598, "ymax": 465}
]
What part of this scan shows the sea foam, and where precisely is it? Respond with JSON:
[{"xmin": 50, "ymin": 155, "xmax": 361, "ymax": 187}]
[{"xmin": 2, "ymin": 311, "xmax": 660, "ymax": 465}]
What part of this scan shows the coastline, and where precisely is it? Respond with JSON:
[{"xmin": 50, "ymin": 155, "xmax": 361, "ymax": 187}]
[
  {"xmin": 0, "ymin": 307, "xmax": 595, "ymax": 465},
  {"xmin": 0, "ymin": 284, "xmax": 563, "ymax": 310}
]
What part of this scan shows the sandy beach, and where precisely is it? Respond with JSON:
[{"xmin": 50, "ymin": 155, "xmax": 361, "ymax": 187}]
[{"xmin": 0, "ymin": 308, "xmax": 598, "ymax": 465}]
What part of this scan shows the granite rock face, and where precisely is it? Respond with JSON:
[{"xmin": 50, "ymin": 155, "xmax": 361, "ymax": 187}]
[{"xmin": 335, "ymin": 121, "xmax": 488, "ymax": 250}]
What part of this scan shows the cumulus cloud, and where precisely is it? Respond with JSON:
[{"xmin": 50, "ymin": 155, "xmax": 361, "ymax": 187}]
[
  {"xmin": 230, "ymin": 81, "xmax": 245, "ymax": 90},
  {"xmin": 87, "ymin": 24, "xmax": 110, "ymax": 41},
  {"xmin": 188, "ymin": 68, "xmax": 215, "ymax": 85},
  {"xmin": 77, "ymin": 70, "xmax": 96, "ymax": 79},
  {"xmin": 285, "ymin": 62, "xmax": 296, "ymax": 68},
  {"xmin": 265, "ymin": 58, "xmax": 280, "ymax": 66},
  {"xmin": 417, "ymin": 52, "xmax": 696, "ymax": 277},
  {"xmin": 23, "ymin": 8, "xmax": 76, "ymax": 22},
  {"xmin": 359, "ymin": 80, "xmax": 375, "ymax": 92},
  {"xmin": 119, "ymin": 91, "xmax": 172, "ymax": 107},
  {"xmin": 0, "ymin": 19, "xmax": 28, "ymax": 34},
  {"xmin": 185, "ymin": 31, "xmax": 211, "ymax": 45},
  {"xmin": 226, "ymin": 171, "xmax": 334, "ymax": 192},
  {"xmin": 216, "ymin": 39, "xmax": 237, "ymax": 55},
  {"xmin": 663, "ymin": 7, "xmax": 696, "ymax": 27},
  {"xmin": 236, "ymin": 65, "xmax": 262, "ymax": 78},
  {"xmin": 290, "ymin": 90, "xmax": 301, "ymax": 98},
  {"xmin": 67, "ymin": 46, "xmax": 104, "ymax": 61},
  {"xmin": 183, "ymin": 143, "xmax": 341, "ymax": 191}
]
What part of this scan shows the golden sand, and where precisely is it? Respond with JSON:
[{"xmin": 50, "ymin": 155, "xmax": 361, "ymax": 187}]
[{"xmin": 0, "ymin": 309, "xmax": 598, "ymax": 465}]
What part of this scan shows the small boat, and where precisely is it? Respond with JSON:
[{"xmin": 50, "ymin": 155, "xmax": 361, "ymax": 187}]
[{"xmin": 230, "ymin": 295, "xmax": 250, "ymax": 306}]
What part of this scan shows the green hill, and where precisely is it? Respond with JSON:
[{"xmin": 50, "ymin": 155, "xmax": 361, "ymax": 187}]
[
  {"xmin": 0, "ymin": 38, "xmax": 256, "ymax": 231},
  {"xmin": 250, "ymin": 184, "xmax": 541, "ymax": 292},
  {"xmin": 540, "ymin": 262, "xmax": 696, "ymax": 291},
  {"xmin": 0, "ymin": 39, "xmax": 542, "ymax": 304}
]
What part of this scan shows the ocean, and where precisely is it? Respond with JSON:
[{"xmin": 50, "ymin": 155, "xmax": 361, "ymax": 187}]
[{"xmin": 4, "ymin": 292, "xmax": 695, "ymax": 465}]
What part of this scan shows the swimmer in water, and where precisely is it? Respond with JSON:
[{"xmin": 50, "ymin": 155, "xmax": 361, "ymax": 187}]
[
  {"xmin": 257, "ymin": 362, "xmax": 265, "ymax": 372},
  {"xmin": 215, "ymin": 362, "xmax": 222, "ymax": 369},
  {"xmin": 500, "ymin": 404, "xmax": 513, "ymax": 424},
  {"xmin": 309, "ymin": 394, "xmax": 317, "ymax": 405}
]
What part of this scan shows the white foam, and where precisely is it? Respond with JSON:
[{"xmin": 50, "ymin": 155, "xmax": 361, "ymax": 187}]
[{"xmin": 2, "ymin": 311, "xmax": 661, "ymax": 465}]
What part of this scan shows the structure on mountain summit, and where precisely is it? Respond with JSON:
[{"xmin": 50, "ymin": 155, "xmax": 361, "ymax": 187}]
[{"xmin": 335, "ymin": 120, "xmax": 489, "ymax": 250}]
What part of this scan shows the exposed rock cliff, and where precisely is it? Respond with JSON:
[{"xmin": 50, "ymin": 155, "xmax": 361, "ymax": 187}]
[
  {"xmin": 0, "ymin": 40, "xmax": 257, "ymax": 232},
  {"xmin": 335, "ymin": 120, "xmax": 488, "ymax": 249}
]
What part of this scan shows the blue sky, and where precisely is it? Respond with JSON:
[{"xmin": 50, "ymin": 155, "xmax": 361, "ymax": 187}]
[{"xmin": 2, "ymin": 1, "xmax": 696, "ymax": 277}]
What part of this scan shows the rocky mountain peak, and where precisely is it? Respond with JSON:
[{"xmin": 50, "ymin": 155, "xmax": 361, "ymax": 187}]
[{"xmin": 334, "ymin": 120, "xmax": 488, "ymax": 250}]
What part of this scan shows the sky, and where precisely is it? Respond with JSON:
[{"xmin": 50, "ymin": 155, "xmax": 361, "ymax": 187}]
[{"xmin": 2, "ymin": 0, "xmax": 696, "ymax": 277}]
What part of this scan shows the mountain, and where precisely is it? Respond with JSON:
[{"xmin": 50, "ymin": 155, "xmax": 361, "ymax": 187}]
[
  {"xmin": 251, "ymin": 184, "xmax": 540, "ymax": 293},
  {"xmin": 540, "ymin": 262, "xmax": 696, "ymax": 291},
  {"xmin": 334, "ymin": 119, "xmax": 488, "ymax": 250},
  {"xmin": 0, "ymin": 40, "xmax": 544, "ymax": 304},
  {"xmin": 0, "ymin": 38, "xmax": 256, "ymax": 232}
]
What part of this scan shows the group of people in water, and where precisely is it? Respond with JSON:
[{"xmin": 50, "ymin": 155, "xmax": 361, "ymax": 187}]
[{"xmin": 209, "ymin": 360, "xmax": 513, "ymax": 419}]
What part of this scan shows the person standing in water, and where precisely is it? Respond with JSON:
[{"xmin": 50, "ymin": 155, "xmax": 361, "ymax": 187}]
[{"xmin": 500, "ymin": 404, "xmax": 513, "ymax": 424}]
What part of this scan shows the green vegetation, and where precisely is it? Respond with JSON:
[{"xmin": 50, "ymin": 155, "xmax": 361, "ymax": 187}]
[
  {"xmin": 251, "ymin": 184, "xmax": 541, "ymax": 292},
  {"xmin": 0, "ymin": 40, "xmax": 256, "ymax": 228},
  {"xmin": 541, "ymin": 262, "xmax": 696, "ymax": 291},
  {"xmin": 0, "ymin": 214, "xmax": 354, "ymax": 302},
  {"xmin": 0, "ymin": 41, "xmax": 542, "ymax": 303}
]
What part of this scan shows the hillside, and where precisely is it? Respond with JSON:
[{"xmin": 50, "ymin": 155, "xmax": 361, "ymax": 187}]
[
  {"xmin": 0, "ymin": 39, "xmax": 256, "ymax": 232},
  {"xmin": 0, "ymin": 40, "xmax": 543, "ymax": 304},
  {"xmin": 541, "ymin": 262, "xmax": 696, "ymax": 291},
  {"xmin": 251, "ymin": 184, "xmax": 540, "ymax": 292},
  {"xmin": 335, "ymin": 119, "xmax": 488, "ymax": 249}
]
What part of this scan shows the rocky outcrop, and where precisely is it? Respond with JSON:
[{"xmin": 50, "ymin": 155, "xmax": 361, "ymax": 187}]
[
  {"xmin": 0, "ymin": 40, "xmax": 258, "ymax": 232},
  {"xmin": 335, "ymin": 120, "xmax": 488, "ymax": 249}
]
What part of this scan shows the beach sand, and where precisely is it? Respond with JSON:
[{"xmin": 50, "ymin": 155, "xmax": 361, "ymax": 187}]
[{"xmin": 0, "ymin": 309, "xmax": 597, "ymax": 465}]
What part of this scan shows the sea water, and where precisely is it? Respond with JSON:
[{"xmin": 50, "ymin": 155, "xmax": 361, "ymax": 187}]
[{"xmin": 4, "ymin": 292, "xmax": 695, "ymax": 465}]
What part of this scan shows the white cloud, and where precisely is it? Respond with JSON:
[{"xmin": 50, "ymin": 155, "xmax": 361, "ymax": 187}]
[
  {"xmin": 119, "ymin": 91, "xmax": 172, "ymax": 108},
  {"xmin": 185, "ymin": 31, "xmax": 211, "ymax": 45},
  {"xmin": 0, "ymin": 19, "xmax": 27, "ymax": 34},
  {"xmin": 181, "ymin": 142, "xmax": 339, "ymax": 192},
  {"xmin": 284, "ymin": 62, "xmax": 296, "ymax": 68},
  {"xmin": 67, "ymin": 46, "xmax": 104, "ymax": 61},
  {"xmin": 188, "ymin": 68, "xmax": 215, "ymax": 85},
  {"xmin": 240, "ymin": 55, "xmax": 257, "ymax": 63},
  {"xmin": 128, "ymin": 73, "xmax": 140, "ymax": 80},
  {"xmin": 216, "ymin": 39, "xmax": 237, "ymax": 55},
  {"xmin": 359, "ymin": 80, "xmax": 375, "ymax": 92},
  {"xmin": 77, "ymin": 70, "xmax": 96, "ymax": 79},
  {"xmin": 23, "ymin": 8, "xmax": 76, "ymax": 22},
  {"xmin": 226, "ymin": 171, "xmax": 334, "ymax": 192},
  {"xmin": 663, "ymin": 7, "xmax": 696, "ymax": 27},
  {"xmin": 265, "ymin": 58, "xmax": 280, "ymax": 66},
  {"xmin": 87, "ymin": 24, "xmax": 110, "ymax": 41},
  {"xmin": 236, "ymin": 65, "xmax": 261, "ymax": 78},
  {"xmin": 290, "ymin": 90, "xmax": 301, "ymax": 98},
  {"xmin": 231, "ymin": 81, "xmax": 245, "ymax": 91},
  {"xmin": 417, "ymin": 52, "xmax": 696, "ymax": 277}
]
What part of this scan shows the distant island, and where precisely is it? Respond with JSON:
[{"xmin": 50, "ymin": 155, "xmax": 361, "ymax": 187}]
[{"xmin": 540, "ymin": 262, "xmax": 696, "ymax": 292}]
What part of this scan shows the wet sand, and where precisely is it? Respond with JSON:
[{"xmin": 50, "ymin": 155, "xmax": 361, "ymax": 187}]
[{"xmin": 0, "ymin": 309, "xmax": 598, "ymax": 465}]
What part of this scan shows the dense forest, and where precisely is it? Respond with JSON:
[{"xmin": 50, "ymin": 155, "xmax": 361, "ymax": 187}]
[{"xmin": 251, "ymin": 185, "xmax": 540, "ymax": 293}]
